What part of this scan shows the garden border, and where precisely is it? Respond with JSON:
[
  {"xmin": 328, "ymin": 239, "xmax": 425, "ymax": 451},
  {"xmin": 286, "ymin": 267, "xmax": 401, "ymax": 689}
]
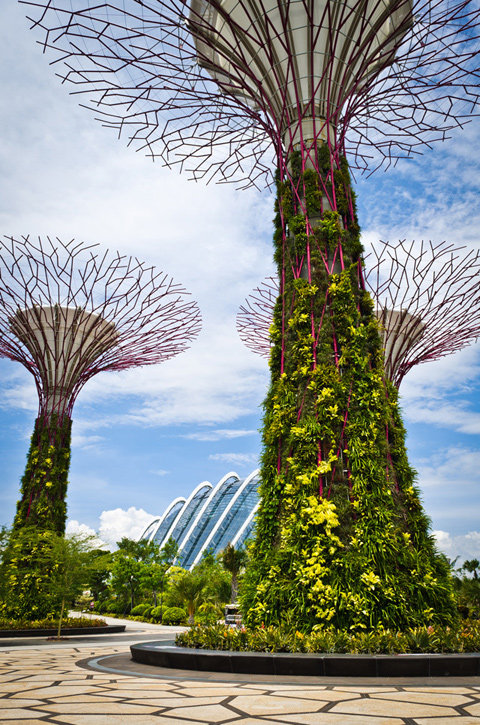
[
  {"xmin": 0, "ymin": 625, "xmax": 126, "ymax": 637},
  {"xmin": 131, "ymin": 642, "xmax": 480, "ymax": 677}
]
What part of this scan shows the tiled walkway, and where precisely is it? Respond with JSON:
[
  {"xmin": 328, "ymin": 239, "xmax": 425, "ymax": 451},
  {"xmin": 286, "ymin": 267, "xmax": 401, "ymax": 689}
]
[{"xmin": 1, "ymin": 645, "xmax": 480, "ymax": 724}]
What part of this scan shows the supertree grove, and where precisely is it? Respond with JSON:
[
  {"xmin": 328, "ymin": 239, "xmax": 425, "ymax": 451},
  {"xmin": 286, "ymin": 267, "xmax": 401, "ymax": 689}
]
[{"xmin": 18, "ymin": 0, "xmax": 480, "ymax": 629}]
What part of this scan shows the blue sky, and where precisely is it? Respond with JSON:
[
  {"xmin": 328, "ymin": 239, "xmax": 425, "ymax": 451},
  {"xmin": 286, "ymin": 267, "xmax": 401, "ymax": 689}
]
[{"xmin": 0, "ymin": 3, "xmax": 479, "ymax": 561}]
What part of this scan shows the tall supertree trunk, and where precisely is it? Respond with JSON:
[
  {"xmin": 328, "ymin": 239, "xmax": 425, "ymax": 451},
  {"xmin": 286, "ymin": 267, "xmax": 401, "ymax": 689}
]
[
  {"xmin": 13, "ymin": 413, "xmax": 72, "ymax": 534},
  {"xmin": 241, "ymin": 145, "xmax": 456, "ymax": 631}
]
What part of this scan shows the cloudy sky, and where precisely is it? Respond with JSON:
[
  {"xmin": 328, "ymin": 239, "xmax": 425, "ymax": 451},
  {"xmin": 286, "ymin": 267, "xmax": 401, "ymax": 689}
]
[{"xmin": 0, "ymin": 3, "xmax": 479, "ymax": 562}]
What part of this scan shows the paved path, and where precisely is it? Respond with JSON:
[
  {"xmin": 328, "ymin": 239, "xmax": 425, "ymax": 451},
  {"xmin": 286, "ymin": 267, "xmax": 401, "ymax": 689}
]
[{"xmin": 1, "ymin": 617, "xmax": 480, "ymax": 724}]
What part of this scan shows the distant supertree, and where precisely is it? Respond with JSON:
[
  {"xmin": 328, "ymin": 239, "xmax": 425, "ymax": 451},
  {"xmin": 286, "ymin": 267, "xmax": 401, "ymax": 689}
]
[
  {"xmin": 20, "ymin": 0, "xmax": 480, "ymax": 628},
  {"xmin": 0, "ymin": 235, "xmax": 201, "ymax": 534},
  {"xmin": 238, "ymin": 241, "xmax": 480, "ymax": 387}
]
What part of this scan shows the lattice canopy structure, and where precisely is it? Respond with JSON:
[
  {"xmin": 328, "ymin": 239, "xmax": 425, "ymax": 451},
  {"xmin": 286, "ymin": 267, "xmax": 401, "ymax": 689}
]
[
  {"xmin": 237, "ymin": 241, "xmax": 480, "ymax": 387},
  {"xmin": 0, "ymin": 235, "xmax": 201, "ymax": 533},
  {"xmin": 21, "ymin": 0, "xmax": 480, "ymax": 186}
]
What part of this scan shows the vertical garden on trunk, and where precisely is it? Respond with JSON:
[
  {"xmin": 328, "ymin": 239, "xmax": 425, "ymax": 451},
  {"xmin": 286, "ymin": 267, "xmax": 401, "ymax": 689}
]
[{"xmin": 241, "ymin": 146, "xmax": 456, "ymax": 631}]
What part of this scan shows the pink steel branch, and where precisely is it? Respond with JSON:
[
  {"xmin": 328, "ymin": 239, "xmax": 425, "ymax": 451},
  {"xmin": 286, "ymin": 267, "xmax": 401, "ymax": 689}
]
[
  {"xmin": 21, "ymin": 0, "xmax": 480, "ymax": 188},
  {"xmin": 0, "ymin": 235, "xmax": 202, "ymax": 420},
  {"xmin": 237, "ymin": 241, "xmax": 480, "ymax": 388}
]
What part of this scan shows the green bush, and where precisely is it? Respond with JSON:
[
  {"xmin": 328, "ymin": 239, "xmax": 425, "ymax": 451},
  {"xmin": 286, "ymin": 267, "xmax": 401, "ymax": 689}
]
[
  {"xmin": 106, "ymin": 601, "xmax": 128, "ymax": 615},
  {"xmin": 176, "ymin": 620, "xmax": 480, "ymax": 654},
  {"xmin": 163, "ymin": 606, "xmax": 187, "ymax": 625},
  {"xmin": 130, "ymin": 603, "xmax": 149, "ymax": 616},
  {"xmin": 151, "ymin": 605, "xmax": 167, "ymax": 621}
]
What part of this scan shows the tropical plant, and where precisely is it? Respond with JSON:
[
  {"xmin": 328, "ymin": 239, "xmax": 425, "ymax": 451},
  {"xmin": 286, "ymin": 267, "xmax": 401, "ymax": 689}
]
[{"xmin": 221, "ymin": 544, "xmax": 247, "ymax": 602}]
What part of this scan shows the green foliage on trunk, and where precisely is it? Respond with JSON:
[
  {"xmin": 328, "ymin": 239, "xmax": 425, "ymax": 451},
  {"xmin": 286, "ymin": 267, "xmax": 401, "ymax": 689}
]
[
  {"xmin": 13, "ymin": 414, "xmax": 72, "ymax": 534},
  {"xmin": 240, "ymin": 155, "xmax": 456, "ymax": 632}
]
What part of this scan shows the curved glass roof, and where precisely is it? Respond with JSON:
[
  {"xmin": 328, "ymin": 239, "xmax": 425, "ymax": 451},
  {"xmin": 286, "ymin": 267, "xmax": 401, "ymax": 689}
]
[
  {"xmin": 192, "ymin": 470, "xmax": 260, "ymax": 566},
  {"xmin": 151, "ymin": 498, "xmax": 186, "ymax": 545},
  {"xmin": 163, "ymin": 482, "xmax": 212, "ymax": 548},
  {"xmin": 179, "ymin": 473, "xmax": 243, "ymax": 569},
  {"xmin": 139, "ymin": 468, "xmax": 260, "ymax": 569}
]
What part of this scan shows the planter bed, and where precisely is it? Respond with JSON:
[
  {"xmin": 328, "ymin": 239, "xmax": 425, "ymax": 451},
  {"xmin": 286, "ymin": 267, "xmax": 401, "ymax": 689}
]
[
  {"xmin": 131, "ymin": 641, "xmax": 480, "ymax": 677},
  {"xmin": 0, "ymin": 624, "xmax": 126, "ymax": 637}
]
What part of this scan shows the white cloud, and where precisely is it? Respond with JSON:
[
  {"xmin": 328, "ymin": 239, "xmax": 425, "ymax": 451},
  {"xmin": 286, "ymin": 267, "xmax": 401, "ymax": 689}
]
[
  {"xmin": 209, "ymin": 452, "xmax": 259, "ymax": 466},
  {"xmin": 98, "ymin": 506, "xmax": 156, "ymax": 548},
  {"xmin": 149, "ymin": 469, "xmax": 169, "ymax": 477},
  {"xmin": 184, "ymin": 429, "xmax": 257, "ymax": 442},
  {"xmin": 415, "ymin": 446, "xmax": 480, "ymax": 490},
  {"xmin": 434, "ymin": 530, "xmax": 480, "ymax": 566},
  {"xmin": 65, "ymin": 519, "xmax": 106, "ymax": 549}
]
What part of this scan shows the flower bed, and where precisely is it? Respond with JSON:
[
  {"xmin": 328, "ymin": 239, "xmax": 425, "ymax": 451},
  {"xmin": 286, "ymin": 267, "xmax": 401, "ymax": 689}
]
[
  {"xmin": 0, "ymin": 616, "xmax": 106, "ymax": 630},
  {"xmin": 176, "ymin": 621, "xmax": 480, "ymax": 654}
]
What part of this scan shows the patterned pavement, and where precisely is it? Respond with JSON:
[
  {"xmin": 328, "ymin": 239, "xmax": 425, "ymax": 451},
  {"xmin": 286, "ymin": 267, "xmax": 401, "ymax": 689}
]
[{"xmin": 2, "ymin": 643, "xmax": 480, "ymax": 724}]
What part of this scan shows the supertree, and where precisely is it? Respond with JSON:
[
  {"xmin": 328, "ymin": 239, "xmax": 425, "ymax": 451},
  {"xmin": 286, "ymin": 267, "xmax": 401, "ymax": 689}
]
[
  {"xmin": 0, "ymin": 235, "xmax": 201, "ymax": 536},
  {"xmin": 238, "ymin": 241, "xmax": 480, "ymax": 387},
  {"xmin": 19, "ymin": 0, "xmax": 480, "ymax": 629}
]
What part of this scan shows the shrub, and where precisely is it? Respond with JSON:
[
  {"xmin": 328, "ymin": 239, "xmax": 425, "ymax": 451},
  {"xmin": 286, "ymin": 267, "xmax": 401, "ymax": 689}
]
[
  {"xmin": 163, "ymin": 606, "xmax": 187, "ymax": 625},
  {"xmin": 151, "ymin": 605, "xmax": 167, "ymax": 621},
  {"xmin": 176, "ymin": 620, "xmax": 480, "ymax": 654},
  {"xmin": 130, "ymin": 603, "xmax": 149, "ymax": 616}
]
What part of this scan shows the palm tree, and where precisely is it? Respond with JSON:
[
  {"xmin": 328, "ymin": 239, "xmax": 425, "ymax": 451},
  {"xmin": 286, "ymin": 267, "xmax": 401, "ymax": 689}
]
[
  {"xmin": 221, "ymin": 544, "xmax": 247, "ymax": 602},
  {"xmin": 463, "ymin": 559, "xmax": 480, "ymax": 580},
  {"xmin": 170, "ymin": 571, "xmax": 206, "ymax": 624}
]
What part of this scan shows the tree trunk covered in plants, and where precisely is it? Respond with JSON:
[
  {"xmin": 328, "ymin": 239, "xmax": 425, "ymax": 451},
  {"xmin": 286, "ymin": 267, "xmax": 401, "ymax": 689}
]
[
  {"xmin": 240, "ymin": 146, "xmax": 456, "ymax": 632},
  {"xmin": 13, "ymin": 413, "xmax": 72, "ymax": 534},
  {"xmin": 1, "ymin": 415, "xmax": 72, "ymax": 619}
]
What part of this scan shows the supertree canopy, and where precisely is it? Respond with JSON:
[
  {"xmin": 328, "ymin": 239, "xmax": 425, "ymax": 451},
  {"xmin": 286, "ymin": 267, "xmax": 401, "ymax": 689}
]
[
  {"xmin": 238, "ymin": 241, "xmax": 480, "ymax": 387},
  {"xmin": 20, "ymin": 0, "xmax": 480, "ymax": 629},
  {"xmin": 0, "ymin": 235, "xmax": 201, "ymax": 535}
]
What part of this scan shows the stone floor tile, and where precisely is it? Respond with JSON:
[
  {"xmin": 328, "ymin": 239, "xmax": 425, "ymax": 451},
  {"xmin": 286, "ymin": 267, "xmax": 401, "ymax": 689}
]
[
  {"xmin": 163, "ymin": 703, "xmax": 238, "ymax": 722},
  {"xmin": 51, "ymin": 716, "xmax": 170, "ymax": 725},
  {"xmin": 273, "ymin": 689, "xmax": 361, "ymax": 702},
  {"xmin": 415, "ymin": 719, "xmax": 480, "ymax": 725},
  {"xmin": 0, "ymin": 698, "xmax": 45, "ymax": 707},
  {"xmin": 177, "ymin": 687, "xmax": 262, "ymax": 697},
  {"xmin": 139, "ymin": 695, "xmax": 227, "ymax": 708},
  {"xmin": 263, "ymin": 714, "xmax": 405, "ymax": 724},
  {"xmin": 373, "ymin": 690, "xmax": 472, "ymax": 706},
  {"xmin": 96, "ymin": 688, "xmax": 188, "ymax": 700},
  {"xmin": 0, "ymin": 708, "xmax": 49, "ymax": 719},
  {"xmin": 229, "ymin": 694, "xmax": 325, "ymax": 716},
  {"xmin": 33, "ymin": 701, "xmax": 161, "ymax": 714},
  {"xmin": 404, "ymin": 686, "xmax": 478, "ymax": 694},
  {"xmin": 329, "ymin": 698, "xmax": 459, "ymax": 718},
  {"xmin": 10, "ymin": 685, "xmax": 101, "ymax": 698},
  {"xmin": 465, "ymin": 703, "xmax": 480, "ymax": 716},
  {"xmin": 335, "ymin": 686, "xmax": 399, "ymax": 693}
]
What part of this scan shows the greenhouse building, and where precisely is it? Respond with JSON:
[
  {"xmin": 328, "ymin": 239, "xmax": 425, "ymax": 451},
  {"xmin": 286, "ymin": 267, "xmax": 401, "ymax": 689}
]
[{"xmin": 139, "ymin": 469, "xmax": 259, "ymax": 569}]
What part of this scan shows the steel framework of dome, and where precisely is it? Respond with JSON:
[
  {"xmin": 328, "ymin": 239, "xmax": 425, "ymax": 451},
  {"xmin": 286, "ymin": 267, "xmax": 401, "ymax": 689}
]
[{"xmin": 140, "ymin": 469, "xmax": 260, "ymax": 570}]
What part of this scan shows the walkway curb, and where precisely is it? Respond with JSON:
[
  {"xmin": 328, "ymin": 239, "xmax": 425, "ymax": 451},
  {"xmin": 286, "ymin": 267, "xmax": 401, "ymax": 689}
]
[{"xmin": 131, "ymin": 641, "xmax": 480, "ymax": 677}]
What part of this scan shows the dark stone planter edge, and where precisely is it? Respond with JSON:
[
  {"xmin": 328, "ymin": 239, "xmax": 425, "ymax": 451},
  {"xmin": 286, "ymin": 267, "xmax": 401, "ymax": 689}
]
[
  {"xmin": 130, "ymin": 642, "xmax": 480, "ymax": 677},
  {"xmin": 0, "ymin": 624, "xmax": 126, "ymax": 637}
]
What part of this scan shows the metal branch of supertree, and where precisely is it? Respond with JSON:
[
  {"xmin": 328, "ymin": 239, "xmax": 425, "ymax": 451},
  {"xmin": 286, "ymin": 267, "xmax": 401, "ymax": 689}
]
[
  {"xmin": 237, "ymin": 240, "xmax": 480, "ymax": 387},
  {"xmin": 0, "ymin": 235, "xmax": 202, "ymax": 419},
  {"xmin": 21, "ymin": 0, "xmax": 480, "ymax": 188}
]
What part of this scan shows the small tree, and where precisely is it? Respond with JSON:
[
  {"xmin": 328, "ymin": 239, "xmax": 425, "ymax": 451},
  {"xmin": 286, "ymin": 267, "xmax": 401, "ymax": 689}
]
[
  {"xmin": 47, "ymin": 533, "xmax": 108, "ymax": 637},
  {"xmin": 221, "ymin": 544, "xmax": 247, "ymax": 602},
  {"xmin": 170, "ymin": 570, "xmax": 207, "ymax": 624}
]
